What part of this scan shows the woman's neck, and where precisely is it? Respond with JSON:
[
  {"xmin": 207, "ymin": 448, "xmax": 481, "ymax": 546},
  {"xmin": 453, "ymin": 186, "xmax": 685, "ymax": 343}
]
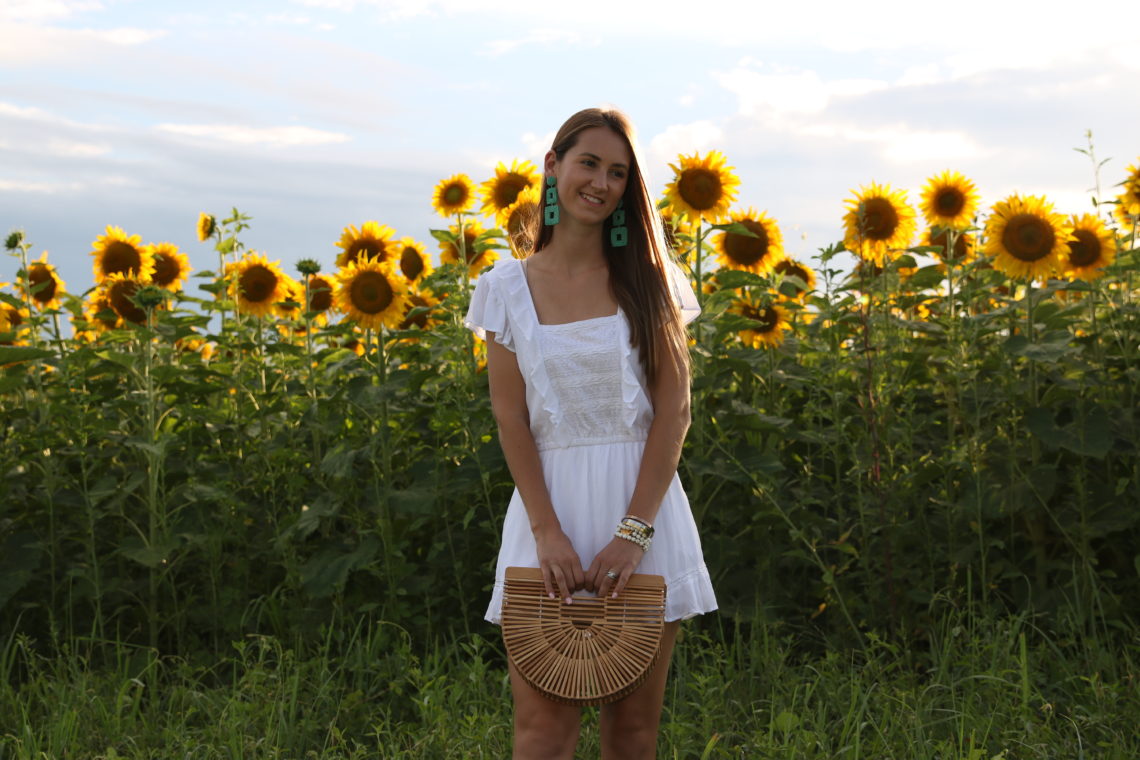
[{"xmin": 535, "ymin": 223, "xmax": 607, "ymax": 276}]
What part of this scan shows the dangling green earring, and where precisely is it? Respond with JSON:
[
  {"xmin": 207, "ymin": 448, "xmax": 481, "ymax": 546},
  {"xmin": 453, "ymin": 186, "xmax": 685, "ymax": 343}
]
[
  {"xmin": 610, "ymin": 198, "xmax": 628, "ymax": 247},
  {"xmin": 543, "ymin": 175, "xmax": 559, "ymax": 226}
]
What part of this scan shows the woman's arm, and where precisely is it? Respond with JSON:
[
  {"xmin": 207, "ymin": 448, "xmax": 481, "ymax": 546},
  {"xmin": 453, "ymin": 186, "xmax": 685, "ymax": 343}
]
[
  {"xmin": 486, "ymin": 333, "xmax": 585, "ymax": 603},
  {"xmin": 586, "ymin": 327, "xmax": 692, "ymax": 598}
]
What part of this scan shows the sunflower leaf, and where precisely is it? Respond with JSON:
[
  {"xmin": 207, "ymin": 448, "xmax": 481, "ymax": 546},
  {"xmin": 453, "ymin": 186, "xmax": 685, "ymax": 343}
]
[
  {"xmin": 0, "ymin": 346, "xmax": 54, "ymax": 364},
  {"xmin": 0, "ymin": 531, "xmax": 42, "ymax": 611},
  {"xmin": 905, "ymin": 265, "xmax": 947, "ymax": 291},
  {"xmin": 429, "ymin": 228, "xmax": 457, "ymax": 244},
  {"xmin": 0, "ymin": 292, "xmax": 25, "ymax": 309},
  {"xmin": 1059, "ymin": 405, "xmax": 1112, "ymax": 459},
  {"xmin": 301, "ymin": 536, "xmax": 380, "ymax": 598},
  {"xmin": 712, "ymin": 270, "xmax": 767, "ymax": 289}
]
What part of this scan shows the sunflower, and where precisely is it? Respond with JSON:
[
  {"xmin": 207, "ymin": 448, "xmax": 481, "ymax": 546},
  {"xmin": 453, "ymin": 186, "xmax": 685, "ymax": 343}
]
[
  {"xmin": 23, "ymin": 252, "xmax": 66, "ymax": 310},
  {"xmin": 0, "ymin": 304, "xmax": 30, "ymax": 345},
  {"xmin": 335, "ymin": 221, "xmax": 396, "ymax": 268},
  {"xmin": 772, "ymin": 258, "xmax": 817, "ymax": 301},
  {"xmin": 399, "ymin": 288, "xmax": 442, "ymax": 331},
  {"xmin": 480, "ymin": 160, "xmax": 540, "ymax": 220},
  {"xmin": 660, "ymin": 206, "xmax": 695, "ymax": 254},
  {"xmin": 920, "ymin": 170, "xmax": 980, "ymax": 230},
  {"xmin": 439, "ymin": 220, "xmax": 498, "ymax": 278},
  {"xmin": 91, "ymin": 225, "xmax": 155, "ymax": 283},
  {"xmin": 843, "ymin": 182, "xmax": 918, "ymax": 267},
  {"xmin": 226, "ymin": 252, "xmax": 289, "ymax": 318},
  {"xmin": 100, "ymin": 273, "xmax": 149, "ymax": 325},
  {"xmin": 1062, "ymin": 213, "xmax": 1115, "ymax": 281},
  {"xmin": 730, "ymin": 297, "xmax": 790, "ymax": 349},
  {"xmin": 982, "ymin": 194, "xmax": 1070, "ymax": 281},
  {"xmin": 335, "ymin": 256, "xmax": 409, "ymax": 330},
  {"xmin": 715, "ymin": 207, "xmax": 785, "ymax": 274},
  {"xmin": 197, "ymin": 212, "xmax": 216, "ymax": 242},
  {"xmin": 148, "ymin": 242, "xmax": 191, "ymax": 292},
  {"xmin": 274, "ymin": 275, "xmax": 304, "ymax": 321},
  {"xmin": 394, "ymin": 237, "xmax": 433, "ymax": 283},
  {"xmin": 305, "ymin": 273, "xmax": 336, "ymax": 318},
  {"xmin": 502, "ymin": 184, "xmax": 540, "ymax": 258},
  {"xmin": 432, "ymin": 173, "xmax": 477, "ymax": 218},
  {"xmin": 82, "ymin": 290, "xmax": 120, "ymax": 333},
  {"xmin": 925, "ymin": 226, "xmax": 976, "ymax": 267},
  {"xmin": 1113, "ymin": 161, "xmax": 1140, "ymax": 229},
  {"xmin": 664, "ymin": 151, "xmax": 740, "ymax": 224}
]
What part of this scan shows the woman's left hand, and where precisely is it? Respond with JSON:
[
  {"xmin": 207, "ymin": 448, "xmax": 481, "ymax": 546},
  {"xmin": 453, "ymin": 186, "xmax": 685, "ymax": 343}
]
[{"xmin": 585, "ymin": 537, "xmax": 645, "ymax": 599}]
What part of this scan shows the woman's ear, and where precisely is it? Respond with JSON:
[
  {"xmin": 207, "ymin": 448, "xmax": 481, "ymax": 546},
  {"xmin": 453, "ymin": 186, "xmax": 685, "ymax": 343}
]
[{"xmin": 543, "ymin": 149, "xmax": 558, "ymax": 175}]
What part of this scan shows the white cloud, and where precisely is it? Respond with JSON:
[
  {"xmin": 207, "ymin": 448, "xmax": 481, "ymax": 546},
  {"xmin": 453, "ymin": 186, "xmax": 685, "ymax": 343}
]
[
  {"xmin": 646, "ymin": 121, "xmax": 724, "ymax": 171},
  {"xmin": 521, "ymin": 131, "xmax": 555, "ymax": 159},
  {"xmin": 800, "ymin": 122, "xmax": 988, "ymax": 165},
  {"xmin": 0, "ymin": 22, "xmax": 166, "ymax": 62},
  {"xmin": 482, "ymin": 28, "xmax": 592, "ymax": 57},
  {"xmin": 716, "ymin": 64, "xmax": 887, "ymax": 118},
  {"xmin": 0, "ymin": 0, "xmax": 102, "ymax": 23},
  {"xmin": 155, "ymin": 123, "xmax": 351, "ymax": 148},
  {"xmin": 0, "ymin": 178, "xmax": 83, "ymax": 193}
]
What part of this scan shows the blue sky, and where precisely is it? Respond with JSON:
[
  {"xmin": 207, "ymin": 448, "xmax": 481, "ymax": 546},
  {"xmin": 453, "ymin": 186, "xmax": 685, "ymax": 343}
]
[{"xmin": 3, "ymin": 0, "xmax": 1137, "ymax": 301}]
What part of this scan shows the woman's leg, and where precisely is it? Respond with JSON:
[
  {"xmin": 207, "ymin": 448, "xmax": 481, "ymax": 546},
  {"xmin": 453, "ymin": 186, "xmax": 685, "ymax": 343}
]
[
  {"xmin": 598, "ymin": 620, "xmax": 681, "ymax": 760},
  {"xmin": 508, "ymin": 659, "xmax": 582, "ymax": 760}
]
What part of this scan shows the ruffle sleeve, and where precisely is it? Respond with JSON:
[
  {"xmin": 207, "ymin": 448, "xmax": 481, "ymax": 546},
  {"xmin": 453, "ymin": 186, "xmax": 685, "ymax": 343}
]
[
  {"xmin": 463, "ymin": 266, "xmax": 514, "ymax": 351},
  {"xmin": 666, "ymin": 259, "xmax": 700, "ymax": 325}
]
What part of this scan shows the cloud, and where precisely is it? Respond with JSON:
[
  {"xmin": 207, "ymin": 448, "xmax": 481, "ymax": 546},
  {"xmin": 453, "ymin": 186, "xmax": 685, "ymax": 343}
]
[
  {"xmin": 0, "ymin": 22, "xmax": 167, "ymax": 63},
  {"xmin": 646, "ymin": 121, "xmax": 724, "ymax": 179},
  {"xmin": 800, "ymin": 122, "xmax": 988, "ymax": 165},
  {"xmin": 0, "ymin": 0, "xmax": 102, "ymax": 23},
  {"xmin": 155, "ymin": 123, "xmax": 351, "ymax": 149},
  {"xmin": 482, "ymin": 28, "xmax": 592, "ymax": 57},
  {"xmin": 715, "ymin": 65, "xmax": 887, "ymax": 118}
]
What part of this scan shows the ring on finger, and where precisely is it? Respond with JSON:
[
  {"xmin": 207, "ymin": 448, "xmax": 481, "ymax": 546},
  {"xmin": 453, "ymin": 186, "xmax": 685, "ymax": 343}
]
[{"xmin": 605, "ymin": 570, "xmax": 619, "ymax": 580}]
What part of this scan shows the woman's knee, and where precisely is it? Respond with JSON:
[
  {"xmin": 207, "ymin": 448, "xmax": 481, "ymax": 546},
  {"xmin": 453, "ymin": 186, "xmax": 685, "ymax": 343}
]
[{"xmin": 514, "ymin": 707, "xmax": 580, "ymax": 758}]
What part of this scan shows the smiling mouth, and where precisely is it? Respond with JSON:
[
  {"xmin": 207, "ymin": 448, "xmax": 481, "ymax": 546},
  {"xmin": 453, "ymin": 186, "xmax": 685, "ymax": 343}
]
[{"xmin": 580, "ymin": 193, "xmax": 603, "ymax": 205}]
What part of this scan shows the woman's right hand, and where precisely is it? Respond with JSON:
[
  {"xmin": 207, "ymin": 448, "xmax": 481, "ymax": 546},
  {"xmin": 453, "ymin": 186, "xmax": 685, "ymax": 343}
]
[{"xmin": 534, "ymin": 526, "xmax": 584, "ymax": 603}]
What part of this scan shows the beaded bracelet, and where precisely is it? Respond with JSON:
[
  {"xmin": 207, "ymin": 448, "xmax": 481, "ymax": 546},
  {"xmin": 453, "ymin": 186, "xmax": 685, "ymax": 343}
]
[{"xmin": 614, "ymin": 517, "xmax": 653, "ymax": 552}]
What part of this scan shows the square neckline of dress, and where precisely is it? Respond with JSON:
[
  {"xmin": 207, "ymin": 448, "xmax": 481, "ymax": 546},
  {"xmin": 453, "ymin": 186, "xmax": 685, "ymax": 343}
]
[{"xmin": 517, "ymin": 258, "xmax": 621, "ymax": 328}]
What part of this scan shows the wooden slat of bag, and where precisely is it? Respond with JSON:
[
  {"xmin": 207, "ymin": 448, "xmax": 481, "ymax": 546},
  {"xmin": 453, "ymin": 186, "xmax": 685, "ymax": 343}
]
[{"xmin": 502, "ymin": 566, "xmax": 666, "ymax": 705}]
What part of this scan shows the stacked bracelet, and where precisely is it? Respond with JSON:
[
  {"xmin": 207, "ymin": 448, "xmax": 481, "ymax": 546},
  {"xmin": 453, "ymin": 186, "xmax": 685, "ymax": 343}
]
[{"xmin": 614, "ymin": 515, "xmax": 654, "ymax": 552}]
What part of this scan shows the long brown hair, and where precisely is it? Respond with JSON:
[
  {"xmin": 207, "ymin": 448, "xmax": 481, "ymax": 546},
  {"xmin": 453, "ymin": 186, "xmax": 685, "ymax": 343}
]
[{"xmin": 526, "ymin": 107, "xmax": 688, "ymax": 385}]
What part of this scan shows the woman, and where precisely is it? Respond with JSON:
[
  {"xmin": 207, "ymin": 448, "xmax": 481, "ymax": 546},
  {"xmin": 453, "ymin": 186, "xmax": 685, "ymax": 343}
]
[{"xmin": 465, "ymin": 107, "xmax": 717, "ymax": 759}]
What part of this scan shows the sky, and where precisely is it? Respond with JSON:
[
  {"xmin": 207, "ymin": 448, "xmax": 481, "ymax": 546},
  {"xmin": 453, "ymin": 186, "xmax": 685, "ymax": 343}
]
[{"xmin": 2, "ymin": 0, "xmax": 1138, "ymax": 304}]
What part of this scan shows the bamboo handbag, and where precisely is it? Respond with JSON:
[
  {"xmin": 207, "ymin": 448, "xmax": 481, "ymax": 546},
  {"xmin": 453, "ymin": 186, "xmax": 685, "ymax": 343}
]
[{"xmin": 501, "ymin": 566, "xmax": 666, "ymax": 705}]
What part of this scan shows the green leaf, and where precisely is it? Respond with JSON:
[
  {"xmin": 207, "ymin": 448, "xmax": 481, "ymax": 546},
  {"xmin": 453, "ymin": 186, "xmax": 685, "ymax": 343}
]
[
  {"xmin": 0, "ymin": 532, "xmax": 42, "ymax": 610},
  {"xmin": 0, "ymin": 346, "xmax": 54, "ymax": 364},
  {"xmin": 773, "ymin": 710, "xmax": 800, "ymax": 733},
  {"xmin": 301, "ymin": 536, "xmax": 380, "ymax": 598},
  {"xmin": 1060, "ymin": 405, "xmax": 1112, "ymax": 459},
  {"xmin": 0, "ymin": 292, "xmax": 26, "ymax": 309}
]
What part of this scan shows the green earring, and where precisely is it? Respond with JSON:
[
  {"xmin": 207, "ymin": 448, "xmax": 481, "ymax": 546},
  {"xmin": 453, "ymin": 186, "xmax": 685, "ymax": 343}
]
[
  {"xmin": 610, "ymin": 198, "xmax": 628, "ymax": 247},
  {"xmin": 543, "ymin": 175, "xmax": 559, "ymax": 226}
]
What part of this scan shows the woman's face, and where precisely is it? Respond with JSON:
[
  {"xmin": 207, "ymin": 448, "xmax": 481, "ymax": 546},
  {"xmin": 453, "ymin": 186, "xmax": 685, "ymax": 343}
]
[{"xmin": 546, "ymin": 126, "xmax": 631, "ymax": 228}]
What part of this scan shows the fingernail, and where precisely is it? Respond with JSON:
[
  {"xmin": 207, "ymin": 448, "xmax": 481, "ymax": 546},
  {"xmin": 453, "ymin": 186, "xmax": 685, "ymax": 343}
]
[
  {"xmin": 611, "ymin": 592, "xmax": 618, "ymax": 598},
  {"xmin": 565, "ymin": 597, "xmax": 572, "ymax": 604},
  {"xmin": 548, "ymin": 593, "xmax": 555, "ymax": 599}
]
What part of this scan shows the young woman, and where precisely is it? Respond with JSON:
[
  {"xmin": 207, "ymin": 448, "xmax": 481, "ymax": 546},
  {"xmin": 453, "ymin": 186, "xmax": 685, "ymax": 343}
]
[{"xmin": 465, "ymin": 107, "xmax": 717, "ymax": 759}]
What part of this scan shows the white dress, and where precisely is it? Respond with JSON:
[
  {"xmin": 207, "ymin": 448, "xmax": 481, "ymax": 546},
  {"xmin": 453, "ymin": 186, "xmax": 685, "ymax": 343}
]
[{"xmin": 465, "ymin": 258, "xmax": 718, "ymax": 623}]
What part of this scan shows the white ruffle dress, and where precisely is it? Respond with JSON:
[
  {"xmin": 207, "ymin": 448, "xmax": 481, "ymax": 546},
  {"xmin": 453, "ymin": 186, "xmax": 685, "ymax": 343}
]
[{"xmin": 465, "ymin": 258, "xmax": 718, "ymax": 623}]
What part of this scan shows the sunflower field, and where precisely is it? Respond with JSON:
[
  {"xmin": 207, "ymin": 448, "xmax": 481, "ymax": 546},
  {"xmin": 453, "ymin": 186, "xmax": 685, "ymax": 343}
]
[{"xmin": 2, "ymin": 150, "xmax": 1139, "ymax": 758}]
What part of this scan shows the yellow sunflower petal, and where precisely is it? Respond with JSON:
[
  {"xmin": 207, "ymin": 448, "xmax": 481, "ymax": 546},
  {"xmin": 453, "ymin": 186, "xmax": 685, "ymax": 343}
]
[
  {"xmin": 982, "ymin": 194, "xmax": 1071, "ymax": 281},
  {"xmin": 394, "ymin": 237, "xmax": 433, "ymax": 283},
  {"xmin": 23, "ymin": 251, "xmax": 67, "ymax": 310},
  {"xmin": 730, "ymin": 297, "xmax": 790, "ymax": 349},
  {"xmin": 99, "ymin": 272, "xmax": 150, "ymax": 325},
  {"xmin": 664, "ymin": 150, "xmax": 741, "ymax": 224},
  {"xmin": 197, "ymin": 212, "xmax": 216, "ymax": 242},
  {"xmin": 1113, "ymin": 161, "xmax": 1140, "ymax": 229}
]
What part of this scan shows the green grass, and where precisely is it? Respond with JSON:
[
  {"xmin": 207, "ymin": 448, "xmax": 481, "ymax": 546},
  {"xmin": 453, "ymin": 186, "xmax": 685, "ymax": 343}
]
[{"xmin": 3, "ymin": 607, "xmax": 1136, "ymax": 759}]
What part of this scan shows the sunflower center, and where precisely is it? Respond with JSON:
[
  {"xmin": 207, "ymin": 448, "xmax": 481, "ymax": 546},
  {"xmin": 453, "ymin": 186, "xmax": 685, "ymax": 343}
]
[
  {"xmin": 930, "ymin": 230, "xmax": 969, "ymax": 263},
  {"xmin": 677, "ymin": 168, "xmax": 722, "ymax": 212},
  {"xmin": 860, "ymin": 198, "xmax": 899, "ymax": 241},
  {"xmin": 1001, "ymin": 214, "xmax": 1054, "ymax": 262},
  {"xmin": 308, "ymin": 276, "xmax": 333, "ymax": 312},
  {"xmin": 346, "ymin": 239, "xmax": 385, "ymax": 265},
  {"xmin": 400, "ymin": 247, "xmax": 424, "ymax": 281},
  {"xmin": 724, "ymin": 219, "xmax": 770, "ymax": 266},
  {"xmin": 349, "ymin": 271, "xmax": 394, "ymax": 315},
  {"xmin": 239, "ymin": 265, "xmax": 278, "ymax": 303},
  {"xmin": 109, "ymin": 280, "xmax": 146, "ymax": 324},
  {"xmin": 934, "ymin": 187, "xmax": 966, "ymax": 218},
  {"xmin": 443, "ymin": 183, "xmax": 468, "ymax": 206},
  {"xmin": 152, "ymin": 252, "xmax": 178, "ymax": 286},
  {"xmin": 455, "ymin": 232, "xmax": 480, "ymax": 264},
  {"xmin": 102, "ymin": 241, "xmax": 142, "ymax": 276},
  {"xmin": 1067, "ymin": 229, "xmax": 1102, "ymax": 268},
  {"xmin": 494, "ymin": 175, "xmax": 529, "ymax": 210},
  {"xmin": 741, "ymin": 303, "xmax": 778, "ymax": 332},
  {"xmin": 28, "ymin": 264, "xmax": 57, "ymax": 303}
]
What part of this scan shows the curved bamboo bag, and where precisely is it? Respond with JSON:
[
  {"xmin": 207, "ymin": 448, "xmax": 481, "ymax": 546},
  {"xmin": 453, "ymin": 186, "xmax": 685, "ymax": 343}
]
[{"xmin": 501, "ymin": 566, "xmax": 666, "ymax": 706}]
